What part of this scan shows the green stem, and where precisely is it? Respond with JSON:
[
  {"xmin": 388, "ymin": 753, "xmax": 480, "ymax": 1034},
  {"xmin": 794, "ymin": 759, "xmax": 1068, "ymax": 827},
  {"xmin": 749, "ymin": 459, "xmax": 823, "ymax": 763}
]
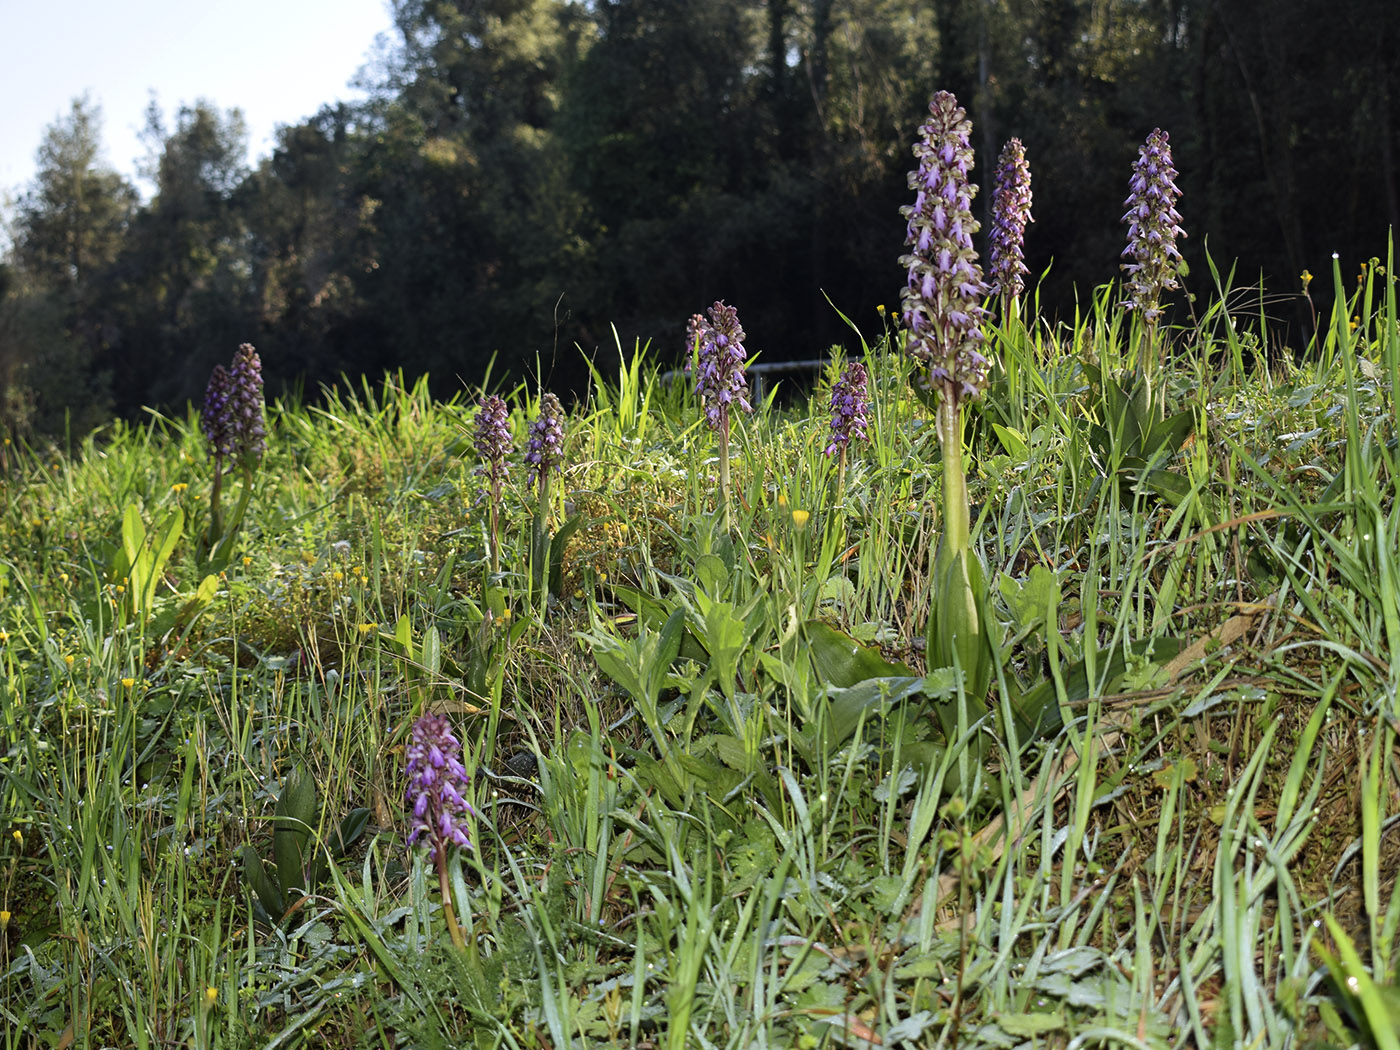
[
  {"xmin": 436, "ymin": 851, "xmax": 467, "ymax": 952},
  {"xmin": 1142, "ymin": 321, "xmax": 1156, "ymax": 406},
  {"xmin": 937, "ymin": 397, "xmax": 969, "ymax": 561},
  {"xmin": 206, "ymin": 455, "xmax": 225, "ymax": 553},
  {"xmin": 487, "ymin": 474, "xmax": 501, "ymax": 579},
  {"xmin": 532, "ymin": 471, "xmax": 552, "ymax": 603},
  {"xmin": 718, "ymin": 424, "xmax": 732, "ymax": 532}
]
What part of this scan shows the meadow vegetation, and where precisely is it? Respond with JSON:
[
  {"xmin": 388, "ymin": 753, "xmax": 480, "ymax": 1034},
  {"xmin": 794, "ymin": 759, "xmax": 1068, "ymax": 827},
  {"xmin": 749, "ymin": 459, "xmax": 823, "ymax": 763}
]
[{"xmin": 4, "ymin": 113, "xmax": 1400, "ymax": 1049}]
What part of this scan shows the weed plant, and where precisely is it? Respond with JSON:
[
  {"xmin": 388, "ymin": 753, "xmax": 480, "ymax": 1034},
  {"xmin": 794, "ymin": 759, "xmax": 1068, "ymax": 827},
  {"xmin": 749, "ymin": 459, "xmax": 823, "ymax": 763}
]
[{"xmin": 4, "ymin": 154, "xmax": 1400, "ymax": 1050}]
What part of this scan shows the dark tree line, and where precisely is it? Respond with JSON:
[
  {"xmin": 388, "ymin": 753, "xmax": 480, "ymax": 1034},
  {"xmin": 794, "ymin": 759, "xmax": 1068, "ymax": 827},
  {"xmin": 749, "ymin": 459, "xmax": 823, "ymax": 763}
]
[{"xmin": 1, "ymin": 0, "xmax": 1396, "ymax": 436}]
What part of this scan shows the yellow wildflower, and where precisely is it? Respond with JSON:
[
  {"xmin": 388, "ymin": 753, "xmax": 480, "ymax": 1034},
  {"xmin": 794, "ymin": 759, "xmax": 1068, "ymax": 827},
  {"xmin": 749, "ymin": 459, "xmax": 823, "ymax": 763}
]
[
  {"xmin": 171, "ymin": 482, "xmax": 188, "ymax": 494},
  {"xmin": 791, "ymin": 509, "xmax": 810, "ymax": 528},
  {"xmin": 121, "ymin": 677, "xmax": 135, "ymax": 689},
  {"xmin": 1300, "ymin": 270, "xmax": 1312, "ymax": 291}
]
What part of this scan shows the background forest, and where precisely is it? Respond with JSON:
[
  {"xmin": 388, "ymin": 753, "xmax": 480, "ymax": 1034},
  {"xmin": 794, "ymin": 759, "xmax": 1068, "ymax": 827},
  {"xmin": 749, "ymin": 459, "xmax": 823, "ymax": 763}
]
[{"xmin": 1, "ymin": 0, "xmax": 1397, "ymax": 437}]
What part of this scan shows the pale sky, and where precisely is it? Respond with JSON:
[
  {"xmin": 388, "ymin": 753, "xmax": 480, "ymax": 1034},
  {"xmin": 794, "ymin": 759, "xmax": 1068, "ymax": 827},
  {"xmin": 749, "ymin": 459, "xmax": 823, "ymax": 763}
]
[{"xmin": 0, "ymin": 0, "xmax": 397, "ymax": 211}]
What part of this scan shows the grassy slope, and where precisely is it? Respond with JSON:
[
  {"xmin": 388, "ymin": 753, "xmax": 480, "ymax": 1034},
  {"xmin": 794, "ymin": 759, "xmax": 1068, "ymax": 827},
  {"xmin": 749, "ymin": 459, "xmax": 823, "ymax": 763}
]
[{"xmin": 2, "ymin": 260, "xmax": 1400, "ymax": 1048}]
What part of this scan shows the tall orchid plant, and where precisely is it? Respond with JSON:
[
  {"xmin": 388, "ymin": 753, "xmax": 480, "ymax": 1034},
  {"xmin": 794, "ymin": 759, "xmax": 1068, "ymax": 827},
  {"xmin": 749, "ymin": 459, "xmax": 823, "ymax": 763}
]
[
  {"xmin": 899, "ymin": 91, "xmax": 994, "ymax": 701},
  {"xmin": 1120, "ymin": 127, "xmax": 1186, "ymax": 391},
  {"xmin": 473, "ymin": 394, "xmax": 512, "ymax": 578},
  {"xmin": 825, "ymin": 360, "xmax": 870, "ymax": 500},
  {"xmin": 405, "ymin": 712, "xmax": 476, "ymax": 952},
  {"xmin": 988, "ymin": 137, "xmax": 1033, "ymax": 315},
  {"xmin": 687, "ymin": 301, "xmax": 753, "ymax": 530},
  {"xmin": 525, "ymin": 391, "xmax": 567, "ymax": 599},
  {"xmin": 199, "ymin": 343, "xmax": 266, "ymax": 565}
]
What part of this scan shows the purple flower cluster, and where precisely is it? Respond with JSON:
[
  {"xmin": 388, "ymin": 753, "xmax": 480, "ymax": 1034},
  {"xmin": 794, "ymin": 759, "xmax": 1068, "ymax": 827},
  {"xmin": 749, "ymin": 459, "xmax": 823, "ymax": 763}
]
[
  {"xmin": 229, "ymin": 344, "xmax": 267, "ymax": 458},
  {"xmin": 405, "ymin": 712, "xmax": 476, "ymax": 861},
  {"xmin": 988, "ymin": 138, "xmax": 1033, "ymax": 301},
  {"xmin": 473, "ymin": 395, "xmax": 512, "ymax": 484},
  {"xmin": 899, "ymin": 91, "xmax": 991, "ymax": 403},
  {"xmin": 200, "ymin": 365, "xmax": 234, "ymax": 459},
  {"xmin": 1120, "ymin": 128, "xmax": 1185, "ymax": 324},
  {"xmin": 825, "ymin": 361, "xmax": 870, "ymax": 456},
  {"xmin": 525, "ymin": 392, "xmax": 565, "ymax": 488},
  {"xmin": 201, "ymin": 344, "xmax": 266, "ymax": 461},
  {"xmin": 687, "ymin": 301, "xmax": 752, "ymax": 434}
]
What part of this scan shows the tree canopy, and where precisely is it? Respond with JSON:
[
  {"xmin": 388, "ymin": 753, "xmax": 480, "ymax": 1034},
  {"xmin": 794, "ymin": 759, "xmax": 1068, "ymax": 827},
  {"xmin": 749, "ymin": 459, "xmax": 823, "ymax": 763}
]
[{"xmin": 2, "ymin": 0, "xmax": 1396, "ymax": 435}]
